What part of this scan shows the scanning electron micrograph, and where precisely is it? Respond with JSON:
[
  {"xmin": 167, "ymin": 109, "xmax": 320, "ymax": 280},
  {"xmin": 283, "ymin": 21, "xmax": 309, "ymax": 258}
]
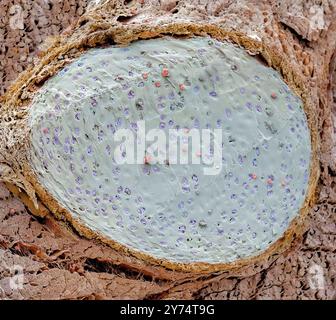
[
  {"xmin": 29, "ymin": 37, "xmax": 310, "ymax": 264},
  {"xmin": 0, "ymin": 0, "xmax": 334, "ymax": 303}
]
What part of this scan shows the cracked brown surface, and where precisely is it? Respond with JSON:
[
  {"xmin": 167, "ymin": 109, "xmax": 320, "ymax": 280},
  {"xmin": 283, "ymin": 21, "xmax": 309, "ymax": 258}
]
[{"xmin": 0, "ymin": 0, "xmax": 335, "ymax": 299}]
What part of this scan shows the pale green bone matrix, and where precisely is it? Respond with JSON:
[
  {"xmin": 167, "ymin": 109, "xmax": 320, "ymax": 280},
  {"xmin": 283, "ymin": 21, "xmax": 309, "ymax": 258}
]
[{"xmin": 29, "ymin": 37, "xmax": 311, "ymax": 263}]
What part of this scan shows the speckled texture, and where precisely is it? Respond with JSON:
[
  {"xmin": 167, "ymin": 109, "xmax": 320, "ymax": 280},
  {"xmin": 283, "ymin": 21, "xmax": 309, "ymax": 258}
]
[
  {"xmin": 29, "ymin": 37, "xmax": 311, "ymax": 264},
  {"xmin": 0, "ymin": 0, "xmax": 335, "ymax": 300},
  {"xmin": 0, "ymin": 0, "xmax": 88, "ymax": 96}
]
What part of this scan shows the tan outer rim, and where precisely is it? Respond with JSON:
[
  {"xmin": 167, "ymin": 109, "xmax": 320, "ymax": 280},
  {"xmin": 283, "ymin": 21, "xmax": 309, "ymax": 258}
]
[{"xmin": 0, "ymin": 22, "xmax": 320, "ymax": 273}]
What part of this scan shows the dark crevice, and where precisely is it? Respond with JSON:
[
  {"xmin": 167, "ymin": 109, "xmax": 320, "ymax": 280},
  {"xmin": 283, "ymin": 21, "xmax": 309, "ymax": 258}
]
[
  {"xmin": 279, "ymin": 22, "xmax": 311, "ymax": 48},
  {"xmin": 328, "ymin": 166, "xmax": 336, "ymax": 177},
  {"xmin": 302, "ymin": 229, "xmax": 311, "ymax": 243},
  {"xmin": 117, "ymin": 15, "xmax": 134, "ymax": 23},
  {"xmin": 104, "ymin": 37, "xmax": 116, "ymax": 46},
  {"xmin": 78, "ymin": 18, "xmax": 89, "ymax": 28},
  {"xmin": 8, "ymin": 245, "xmax": 30, "ymax": 257},
  {"xmin": 83, "ymin": 257, "xmax": 161, "ymax": 283},
  {"xmin": 254, "ymin": 53, "xmax": 269, "ymax": 67}
]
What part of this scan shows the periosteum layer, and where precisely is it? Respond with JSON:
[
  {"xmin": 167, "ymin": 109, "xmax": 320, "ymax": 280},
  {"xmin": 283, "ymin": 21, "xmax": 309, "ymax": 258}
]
[{"xmin": 28, "ymin": 37, "xmax": 311, "ymax": 264}]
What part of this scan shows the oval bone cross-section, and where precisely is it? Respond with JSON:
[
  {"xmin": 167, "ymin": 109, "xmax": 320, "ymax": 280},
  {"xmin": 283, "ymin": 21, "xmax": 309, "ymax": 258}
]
[{"xmin": 29, "ymin": 37, "xmax": 311, "ymax": 264}]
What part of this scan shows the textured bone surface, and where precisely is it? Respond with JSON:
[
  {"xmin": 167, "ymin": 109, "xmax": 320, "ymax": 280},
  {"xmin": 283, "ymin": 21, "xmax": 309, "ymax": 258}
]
[
  {"xmin": 0, "ymin": 0, "xmax": 335, "ymax": 300},
  {"xmin": 29, "ymin": 37, "xmax": 310, "ymax": 264}
]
